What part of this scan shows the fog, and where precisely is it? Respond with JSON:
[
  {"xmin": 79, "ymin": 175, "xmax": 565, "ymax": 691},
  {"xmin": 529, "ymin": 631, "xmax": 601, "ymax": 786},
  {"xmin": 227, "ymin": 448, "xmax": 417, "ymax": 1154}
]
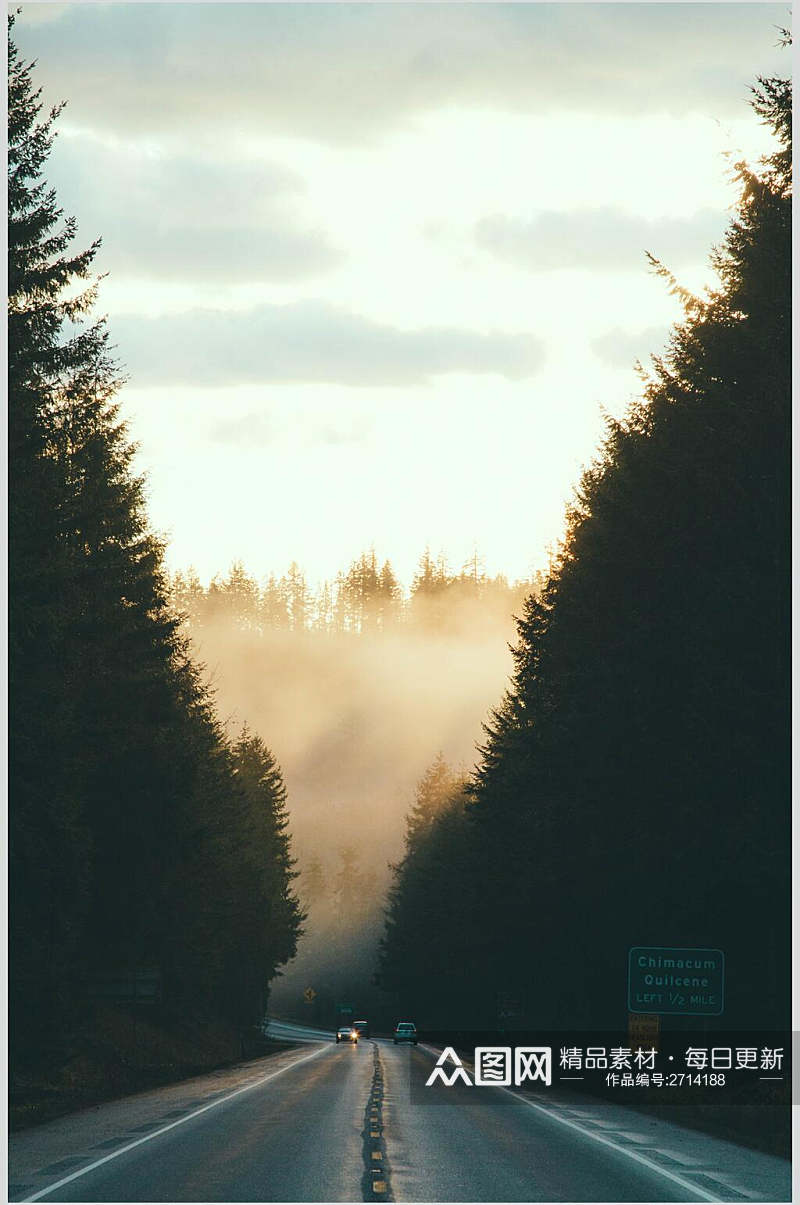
[{"xmin": 173, "ymin": 568, "xmax": 535, "ymax": 1023}]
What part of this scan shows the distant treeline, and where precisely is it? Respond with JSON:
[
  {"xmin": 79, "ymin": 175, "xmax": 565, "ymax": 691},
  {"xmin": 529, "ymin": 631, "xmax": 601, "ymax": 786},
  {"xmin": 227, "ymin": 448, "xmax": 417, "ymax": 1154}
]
[
  {"xmin": 170, "ymin": 551, "xmax": 544, "ymax": 637},
  {"xmin": 380, "ymin": 73, "xmax": 791, "ymax": 1033},
  {"xmin": 9, "ymin": 26, "xmax": 302, "ymax": 1068},
  {"xmin": 301, "ymin": 847, "xmax": 378, "ymax": 923}
]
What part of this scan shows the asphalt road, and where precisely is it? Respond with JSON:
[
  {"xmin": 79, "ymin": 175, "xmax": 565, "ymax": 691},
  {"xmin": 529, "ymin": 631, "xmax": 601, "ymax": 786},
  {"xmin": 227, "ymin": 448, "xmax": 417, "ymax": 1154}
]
[{"xmin": 8, "ymin": 1029, "xmax": 791, "ymax": 1203}]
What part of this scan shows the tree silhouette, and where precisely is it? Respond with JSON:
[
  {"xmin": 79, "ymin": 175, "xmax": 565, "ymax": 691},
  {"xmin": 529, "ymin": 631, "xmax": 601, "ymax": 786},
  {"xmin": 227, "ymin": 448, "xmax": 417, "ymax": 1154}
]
[
  {"xmin": 379, "ymin": 68, "xmax": 791, "ymax": 1033},
  {"xmin": 9, "ymin": 23, "xmax": 304, "ymax": 1067}
]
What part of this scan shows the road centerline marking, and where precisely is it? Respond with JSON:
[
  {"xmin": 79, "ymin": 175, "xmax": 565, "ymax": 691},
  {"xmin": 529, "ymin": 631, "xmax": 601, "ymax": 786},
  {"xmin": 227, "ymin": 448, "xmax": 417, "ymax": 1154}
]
[{"xmin": 362, "ymin": 1043, "xmax": 393, "ymax": 1202}]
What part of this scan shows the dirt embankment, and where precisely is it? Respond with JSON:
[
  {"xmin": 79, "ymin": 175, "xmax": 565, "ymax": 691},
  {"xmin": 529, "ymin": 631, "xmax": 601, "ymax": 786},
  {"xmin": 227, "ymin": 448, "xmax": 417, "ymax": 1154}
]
[{"xmin": 11, "ymin": 1004, "xmax": 295, "ymax": 1131}]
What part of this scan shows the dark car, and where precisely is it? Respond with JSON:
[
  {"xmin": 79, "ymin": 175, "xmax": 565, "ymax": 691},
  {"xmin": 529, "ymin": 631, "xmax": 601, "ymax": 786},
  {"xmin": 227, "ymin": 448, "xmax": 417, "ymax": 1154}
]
[
  {"xmin": 336, "ymin": 1025, "xmax": 357, "ymax": 1043},
  {"xmin": 352, "ymin": 1019, "xmax": 369, "ymax": 1038},
  {"xmin": 393, "ymin": 1021, "xmax": 417, "ymax": 1045}
]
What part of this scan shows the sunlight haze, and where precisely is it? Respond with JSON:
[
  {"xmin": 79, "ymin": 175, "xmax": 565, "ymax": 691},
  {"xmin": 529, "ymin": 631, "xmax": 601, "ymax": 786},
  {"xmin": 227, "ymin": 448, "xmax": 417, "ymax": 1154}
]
[{"xmin": 14, "ymin": 2, "xmax": 784, "ymax": 586}]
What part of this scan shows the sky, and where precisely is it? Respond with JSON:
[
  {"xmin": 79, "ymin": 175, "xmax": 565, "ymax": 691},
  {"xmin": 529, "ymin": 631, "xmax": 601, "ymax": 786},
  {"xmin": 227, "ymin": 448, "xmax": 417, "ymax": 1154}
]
[{"xmin": 13, "ymin": 2, "xmax": 788, "ymax": 588}]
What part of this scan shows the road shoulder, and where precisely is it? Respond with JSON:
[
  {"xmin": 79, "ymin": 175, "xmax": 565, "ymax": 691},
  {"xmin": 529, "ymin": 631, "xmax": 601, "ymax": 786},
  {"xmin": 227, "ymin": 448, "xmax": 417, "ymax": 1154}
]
[{"xmin": 8, "ymin": 1042, "xmax": 326, "ymax": 1202}]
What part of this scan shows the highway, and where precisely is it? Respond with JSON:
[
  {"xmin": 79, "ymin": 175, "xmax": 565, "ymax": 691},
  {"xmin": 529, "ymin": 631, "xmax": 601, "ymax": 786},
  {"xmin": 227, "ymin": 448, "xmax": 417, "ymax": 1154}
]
[{"xmin": 8, "ymin": 1022, "xmax": 791, "ymax": 1203}]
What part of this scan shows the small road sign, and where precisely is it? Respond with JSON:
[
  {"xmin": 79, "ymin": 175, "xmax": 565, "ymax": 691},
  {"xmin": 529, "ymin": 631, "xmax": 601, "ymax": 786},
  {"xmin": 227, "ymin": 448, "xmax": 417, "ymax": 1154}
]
[
  {"xmin": 628, "ymin": 1012, "xmax": 661, "ymax": 1050},
  {"xmin": 303, "ymin": 987, "xmax": 317, "ymax": 1004}
]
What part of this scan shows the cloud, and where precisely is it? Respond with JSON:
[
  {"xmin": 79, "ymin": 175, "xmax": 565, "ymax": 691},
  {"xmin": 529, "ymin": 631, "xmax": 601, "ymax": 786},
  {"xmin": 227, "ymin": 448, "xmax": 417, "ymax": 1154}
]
[
  {"xmin": 591, "ymin": 326, "xmax": 671, "ymax": 369},
  {"xmin": 475, "ymin": 207, "xmax": 729, "ymax": 273},
  {"xmin": 15, "ymin": 4, "xmax": 69, "ymax": 26},
  {"xmin": 306, "ymin": 422, "xmax": 371, "ymax": 448},
  {"xmin": 213, "ymin": 412, "xmax": 281, "ymax": 447},
  {"xmin": 14, "ymin": 4, "xmax": 788, "ymax": 145},
  {"xmin": 45, "ymin": 138, "xmax": 341, "ymax": 283},
  {"xmin": 211, "ymin": 410, "xmax": 373, "ymax": 449},
  {"xmin": 111, "ymin": 301, "xmax": 546, "ymax": 388}
]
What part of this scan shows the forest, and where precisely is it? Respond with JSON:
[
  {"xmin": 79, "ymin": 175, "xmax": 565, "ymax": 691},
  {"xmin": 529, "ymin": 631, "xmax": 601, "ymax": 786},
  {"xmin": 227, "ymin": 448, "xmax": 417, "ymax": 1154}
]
[
  {"xmin": 8, "ymin": 10, "xmax": 790, "ymax": 1126},
  {"xmin": 8, "ymin": 22, "xmax": 303, "ymax": 1110},
  {"xmin": 170, "ymin": 549, "xmax": 543, "ymax": 638},
  {"xmin": 165, "ymin": 551, "xmax": 541, "ymax": 1023},
  {"xmin": 174, "ymin": 68, "xmax": 791, "ymax": 1040},
  {"xmin": 380, "ymin": 69, "xmax": 791, "ymax": 1036}
]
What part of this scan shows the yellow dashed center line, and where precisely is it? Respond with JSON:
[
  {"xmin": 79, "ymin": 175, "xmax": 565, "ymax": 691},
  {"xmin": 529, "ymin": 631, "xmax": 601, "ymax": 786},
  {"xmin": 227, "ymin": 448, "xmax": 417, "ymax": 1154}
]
[{"xmin": 363, "ymin": 1043, "xmax": 392, "ymax": 1201}]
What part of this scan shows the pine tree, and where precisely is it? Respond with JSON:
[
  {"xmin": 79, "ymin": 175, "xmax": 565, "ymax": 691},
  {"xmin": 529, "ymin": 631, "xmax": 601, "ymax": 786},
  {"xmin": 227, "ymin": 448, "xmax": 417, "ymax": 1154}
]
[
  {"xmin": 229, "ymin": 729, "xmax": 304, "ymax": 1020},
  {"xmin": 260, "ymin": 572, "xmax": 291, "ymax": 629},
  {"xmin": 286, "ymin": 561, "xmax": 309, "ymax": 631},
  {"xmin": 334, "ymin": 846, "xmax": 363, "ymax": 914},
  {"xmin": 379, "ymin": 68, "xmax": 791, "ymax": 1032},
  {"xmin": 403, "ymin": 754, "xmax": 465, "ymax": 853},
  {"xmin": 222, "ymin": 561, "xmax": 260, "ymax": 631},
  {"xmin": 377, "ymin": 559, "xmax": 402, "ymax": 628},
  {"xmin": 302, "ymin": 856, "xmax": 327, "ymax": 907},
  {"xmin": 9, "ymin": 18, "xmax": 177, "ymax": 1047},
  {"xmin": 9, "ymin": 25, "xmax": 305, "ymax": 1061},
  {"xmin": 379, "ymin": 760, "xmax": 472, "ymax": 1024},
  {"xmin": 341, "ymin": 549, "xmax": 382, "ymax": 632},
  {"xmin": 171, "ymin": 565, "xmax": 206, "ymax": 627},
  {"xmin": 470, "ymin": 67, "xmax": 792, "ymax": 1029},
  {"xmin": 409, "ymin": 548, "xmax": 452, "ymax": 630}
]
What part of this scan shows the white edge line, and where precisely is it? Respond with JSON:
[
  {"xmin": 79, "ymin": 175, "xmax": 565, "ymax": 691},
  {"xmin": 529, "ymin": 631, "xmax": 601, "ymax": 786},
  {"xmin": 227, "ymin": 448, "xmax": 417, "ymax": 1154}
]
[
  {"xmin": 417, "ymin": 1043, "xmax": 723, "ymax": 1204},
  {"xmin": 504, "ymin": 1090, "xmax": 724, "ymax": 1204},
  {"xmin": 20, "ymin": 1043, "xmax": 330, "ymax": 1203}
]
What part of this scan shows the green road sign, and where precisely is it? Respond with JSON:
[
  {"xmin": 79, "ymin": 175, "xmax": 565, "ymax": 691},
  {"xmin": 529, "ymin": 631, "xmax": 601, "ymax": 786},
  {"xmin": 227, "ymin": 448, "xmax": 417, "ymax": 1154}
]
[
  {"xmin": 628, "ymin": 946, "xmax": 724, "ymax": 1015},
  {"xmin": 337, "ymin": 1003, "xmax": 353, "ymax": 1014}
]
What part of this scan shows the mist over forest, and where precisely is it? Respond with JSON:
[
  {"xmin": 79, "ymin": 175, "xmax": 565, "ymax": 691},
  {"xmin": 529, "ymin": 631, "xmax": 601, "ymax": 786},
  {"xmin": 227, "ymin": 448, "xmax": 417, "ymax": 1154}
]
[
  {"xmin": 169, "ymin": 552, "xmax": 543, "ymax": 1017},
  {"xmin": 8, "ymin": 7, "xmax": 790, "ymax": 1166}
]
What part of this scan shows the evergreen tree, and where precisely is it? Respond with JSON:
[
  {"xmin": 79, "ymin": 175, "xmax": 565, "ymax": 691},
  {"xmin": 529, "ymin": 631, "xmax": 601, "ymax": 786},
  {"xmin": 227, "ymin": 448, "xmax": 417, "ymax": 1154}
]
[
  {"xmin": 9, "ymin": 18, "xmax": 178, "ymax": 1048},
  {"xmin": 260, "ymin": 572, "xmax": 291, "ymax": 630},
  {"xmin": 474, "ymin": 68, "xmax": 791, "ymax": 1029},
  {"xmin": 379, "ymin": 69, "xmax": 791, "ymax": 1032},
  {"xmin": 334, "ymin": 846, "xmax": 363, "ymax": 914},
  {"xmin": 302, "ymin": 855, "xmax": 327, "ymax": 907},
  {"xmin": 228, "ymin": 729, "xmax": 304, "ymax": 1021},
  {"xmin": 312, "ymin": 581, "xmax": 334, "ymax": 633},
  {"xmin": 9, "ymin": 25, "xmax": 305, "ymax": 1064},
  {"xmin": 403, "ymin": 754, "xmax": 464, "ymax": 852},
  {"xmin": 377, "ymin": 559, "xmax": 402, "ymax": 628},
  {"xmin": 221, "ymin": 560, "xmax": 260, "ymax": 631},
  {"xmin": 409, "ymin": 549, "xmax": 452, "ymax": 630},
  {"xmin": 171, "ymin": 566, "xmax": 207, "ymax": 627},
  {"xmin": 341, "ymin": 549, "xmax": 381, "ymax": 632},
  {"xmin": 379, "ymin": 759, "xmax": 471, "ymax": 1024},
  {"xmin": 286, "ymin": 561, "xmax": 309, "ymax": 631}
]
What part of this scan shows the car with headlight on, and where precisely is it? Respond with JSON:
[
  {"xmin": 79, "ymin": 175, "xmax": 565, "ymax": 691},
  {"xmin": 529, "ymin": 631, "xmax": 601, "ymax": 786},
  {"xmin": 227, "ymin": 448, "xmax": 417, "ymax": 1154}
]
[
  {"xmin": 352, "ymin": 1019, "xmax": 369, "ymax": 1038},
  {"xmin": 336, "ymin": 1025, "xmax": 357, "ymax": 1043},
  {"xmin": 393, "ymin": 1021, "xmax": 417, "ymax": 1045}
]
